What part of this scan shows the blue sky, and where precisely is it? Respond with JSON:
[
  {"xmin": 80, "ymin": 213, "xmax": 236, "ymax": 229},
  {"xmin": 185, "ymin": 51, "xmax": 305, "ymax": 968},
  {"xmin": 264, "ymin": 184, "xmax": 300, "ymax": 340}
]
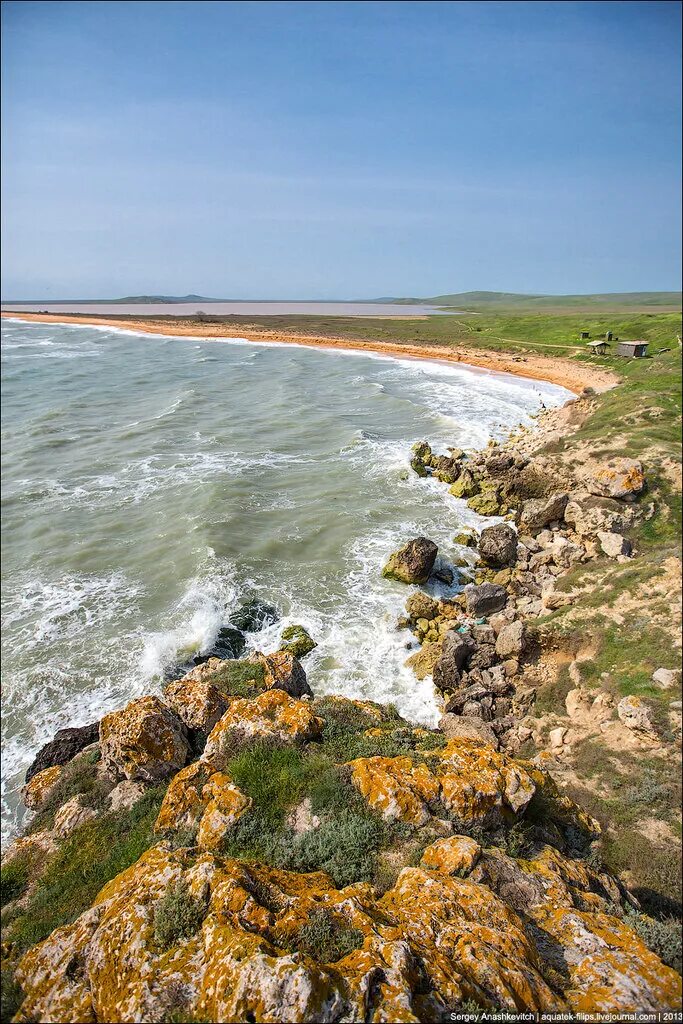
[{"xmin": 1, "ymin": 0, "xmax": 680, "ymax": 298}]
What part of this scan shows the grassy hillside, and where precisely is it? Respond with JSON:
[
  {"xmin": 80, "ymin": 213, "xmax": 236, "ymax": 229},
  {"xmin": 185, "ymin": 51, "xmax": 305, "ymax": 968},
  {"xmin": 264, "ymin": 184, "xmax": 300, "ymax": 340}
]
[{"xmin": 382, "ymin": 290, "xmax": 682, "ymax": 311}]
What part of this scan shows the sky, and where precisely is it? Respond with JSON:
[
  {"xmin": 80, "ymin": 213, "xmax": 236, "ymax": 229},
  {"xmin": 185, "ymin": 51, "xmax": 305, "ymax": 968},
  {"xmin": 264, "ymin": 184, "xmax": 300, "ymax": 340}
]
[{"xmin": 1, "ymin": 0, "xmax": 681, "ymax": 299}]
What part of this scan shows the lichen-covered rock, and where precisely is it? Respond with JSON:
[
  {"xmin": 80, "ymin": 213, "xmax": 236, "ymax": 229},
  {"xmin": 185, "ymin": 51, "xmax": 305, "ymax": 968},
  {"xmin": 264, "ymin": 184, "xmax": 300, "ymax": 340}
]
[
  {"xmin": 382, "ymin": 537, "xmax": 438, "ymax": 584},
  {"xmin": 467, "ymin": 486, "xmax": 505, "ymax": 516},
  {"xmin": 107, "ymin": 780, "xmax": 147, "ymax": 812},
  {"xmin": 163, "ymin": 675, "xmax": 229, "ymax": 735},
  {"xmin": 479, "ymin": 522, "xmax": 518, "ymax": 567},
  {"xmin": 203, "ymin": 689, "xmax": 323, "ymax": 765},
  {"xmin": 248, "ymin": 649, "xmax": 313, "ymax": 697},
  {"xmin": 99, "ymin": 696, "xmax": 190, "ymax": 783},
  {"xmin": 279, "ymin": 624, "xmax": 318, "ymax": 660},
  {"xmin": 580, "ymin": 458, "xmax": 646, "ymax": 500},
  {"xmin": 518, "ymin": 493, "xmax": 569, "ymax": 533},
  {"xmin": 421, "ymin": 835, "xmax": 482, "ymax": 876},
  {"xmin": 196, "ymin": 772, "xmax": 252, "ymax": 849},
  {"xmin": 21, "ymin": 765, "xmax": 62, "ymax": 811},
  {"xmin": 348, "ymin": 755, "xmax": 440, "ymax": 825},
  {"xmin": 564, "ymin": 498, "xmax": 629, "ymax": 538},
  {"xmin": 464, "ymin": 582, "xmax": 508, "ymax": 616},
  {"xmin": 449, "ymin": 470, "xmax": 481, "ymax": 499},
  {"xmin": 155, "ymin": 759, "xmax": 211, "ymax": 833},
  {"xmin": 405, "ymin": 591, "xmax": 440, "ymax": 622},
  {"xmin": 25, "ymin": 721, "xmax": 99, "ymax": 783},
  {"xmin": 617, "ymin": 695, "xmax": 658, "ymax": 734}
]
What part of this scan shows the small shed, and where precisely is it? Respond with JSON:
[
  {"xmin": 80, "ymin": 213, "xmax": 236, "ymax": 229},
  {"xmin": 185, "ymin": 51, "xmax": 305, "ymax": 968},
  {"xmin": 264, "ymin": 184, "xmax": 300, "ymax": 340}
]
[
  {"xmin": 616, "ymin": 340, "xmax": 648, "ymax": 359},
  {"xmin": 580, "ymin": 331, "xmax": 590, "ymax": 339},
  {"xmin": 586, "ymin": 340, "xmax": 610, "ymax": 355}
]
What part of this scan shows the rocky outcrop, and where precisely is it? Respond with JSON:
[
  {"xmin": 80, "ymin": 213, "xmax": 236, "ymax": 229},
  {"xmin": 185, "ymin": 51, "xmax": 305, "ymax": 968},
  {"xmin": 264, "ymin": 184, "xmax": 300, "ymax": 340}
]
[
  {"xmin": 420, "ymin": 834, "xmax": 482, "ymax": 875},
  {"xmin": 25, "ymin": 722, "xmax": 99, "ymax": 783},
  {"xmin": 479, "ymin": 522, "xmax": 518, "ymax": 567},
  {"xmin": 432, "ymin": 631, "xmax": 476, "ymax": 691},
  {"xmin": 464, "ymin": 582, "xmax": 508, "ymax": 616},
  {"xmin": 248, "ymin": 650, "xmax": 313, "ymax": 697},
  {"xmin": 382, "ymin": 537, "xmax": 438, "ymax": 584},
  {"xmin": 580, "ymin": 457, "xmax": 646, "ymax": 499},
  {"xmin": 163, "ymin": 674, "xmax": 230, "ymax": 736},
  {"xmin": 518, "ymin": 492, "xmax": 569, "ymax": 534},
  {"xmin": 279, "ymin": 624, "xmax": 318, "ymax": 659},
  {"xmin": 99, "ymin": 696, "xmax": 190, "ymax": 783},
  {"xmin": 21, "ymin": 765, "xmax": 63, "ymax": 811},
  {"xmin": 203, "ymin": 689, "xmax": 324, "ymax": 765}
]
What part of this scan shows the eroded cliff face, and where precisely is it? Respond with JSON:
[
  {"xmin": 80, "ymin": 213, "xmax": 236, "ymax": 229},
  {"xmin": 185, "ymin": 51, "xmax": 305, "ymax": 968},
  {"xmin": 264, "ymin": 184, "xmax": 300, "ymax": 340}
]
[{"xmin": 3, "ymin": 680, "xmax": 681, "ymax": 1023}]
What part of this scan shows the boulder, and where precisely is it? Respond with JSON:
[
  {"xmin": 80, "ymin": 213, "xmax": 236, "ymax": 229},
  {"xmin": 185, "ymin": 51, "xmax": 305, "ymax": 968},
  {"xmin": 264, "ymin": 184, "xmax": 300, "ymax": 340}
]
[
  {"xmin": 53, "ymin": 795, "xmax": 98, "ymax": 839},
  {"xmin": 597, "ymin": 531, "xmax": 632, "ymax": 558},
  {"xmin": 453, "ymin": 528, "xmax": 478, "ymax": 547},
  {"xmin": 21, "ymin": 765, "xmax": 63, "ymax": 811},
  {"xmin": 449, "ymin": 470, "xmax": 480, "ymax": 499},
  {"xmin": 25, "ymin": 721, "xmax": 100, "ymax": 783},
  {"xmin": 163, "ymin": 676, "xmax": 230, "ymax": 736},
  {"xmin": 485, "ymin": 452, "xmax": 515, "ymax": 476},
  {"xmin": 438, "ymin": 714, "xmax": 499, "ymax": 748},
  {"xmin": 382, "ymin": 537, "xmax": 438, "ymax": 584},
  {"xmin": 518, "ymin": 493, "xmax": 569, "ymax": 534},
  {"xmin": 617, "ymin": 695, "xmax": 658, "ymax": 734},
  {"xmin": 230, "ymin": 596, "xmax": 279, "ymax": 633},
  {"xmin": 405, "ymin": 641, "xmax": 442, "ymax": 680},
  {"xmin": 405, "ymin": 591, "xmax": 440, "ymax": 621},
  {"xmin": 467, "ymin": 487, "xmax": 504, "ymax": 516},
  {"xmin": 652, "ymin": 667, "xmax": 680, "ymax": 690},
  {"xmin": 580, "ymin": 458, "xmax": 646, "ymax": 500},
  {"xmin": 203, "ymin": 689, "xmax": 324, "ymax": 764},
  {"xmin": 247, "ymin": 650, "xmax": 312, "ymax": 697},
  {"xmin": 107, "ymin": 781, "xmax": 147, "ymax": 813},
  {"xmin": 564, "ymin": 498, "xmax": 628, "ymax": 538},
  {"xmin": 279, "ymin": 624, "xmax": 317, "ymax": 659},
  {"xmin": 495, "ymin": 620, "xmax": 528, "ymax": 660},
  {"xmin": 479, "ymin": 522, "xmax": 518, "ymax": 567},
  {"xmin": 410, "ymin": 440, "xmax": 432, "ymax": 476},
  {"xmin": 432, "ymin": 631, "xmax": 476, "ymax": 691},
  {"xmin": 196, "ymin": 773, "xmax": 252, "ymax": 850},
  {"xmin": 421, "ymin": 835, "xmax": 482, "ymax": 876},
  {"xmin": 464, "ymin": 582, "xmax": 508, "ymax": 616},
  {"xmin": 99, "ymin": 696, "xmax": 190, "ymax": 783},
  {"xmin": 431, "ymin": 455, "xmax": 462, "ymax": 484}
]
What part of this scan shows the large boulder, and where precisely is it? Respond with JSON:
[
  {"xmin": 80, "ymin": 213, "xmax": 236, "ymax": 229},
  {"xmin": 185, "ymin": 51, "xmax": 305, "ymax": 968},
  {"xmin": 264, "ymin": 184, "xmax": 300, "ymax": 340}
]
[
  {"xmin": 203, "ymin": 689, "xmax": 323, "ymax": 764},
  {"xmin": 420, "ymin": 835, "xmax": 482, "ymax": 876},
  {"xmin": 230, "ymin": 596, "xmax": 279, "ymax": 632},
  {"xmin": 518, "ymin": 493, "xmax": 569, "ymax": 534},
  {"xmin": 405, "ymin": 591, "xmax": 440, "ymax": 622},
  {"xmin": 564, "ymin": 498, "xmax": 629, "ymax": 538},
  {"xmin": 479, "ymin": 523, "xmax": 518, "ymax": 567},
  {"xmin": 99, "ymin": 696, "xmax": 190, "ymax": 783},
  {"xmin": 617, "ymin": 695, "xmax": 658, "ymax": 734},
  {"xmin": 163, "ymin": 676, "xmax": 230, "ymax": 736},
  {"xmin": 438, "ymin": 714, "xmax": 499, "ymax": 747},
  {"xmin": 432, "ymin": 631, "xmax": 476, "ymax": 691},
  {"xmin": 464, "ymin": 582, "xmax": 508, "ymax": 616},
  {"xmin": 449, "ymin": 469, "xmax": 480, "ymax": 499},
  {"xmin": 25, "ymin": 721, "xmax": 99, "ymax": 783},
  {"xmin": 21, "ymin": 765, "xmax": 63, "ymax": 811},
  {"xmin": 382, "ymin": 537, "xmax": 438, "ymax": 584},
  {"xmin": 495, "ymin": 620, "xmax": 529, "ymax": 660},
  {"xmin": 279, "ymin": 625, "xmax": 318, "ymax": 660},
  {"xmin": 580, "ymin": 458, "xmax": 646, "ymax": 500},
  {"xmin": 247, "ymin": 650, "xmax": 312, "ymax": 697}
]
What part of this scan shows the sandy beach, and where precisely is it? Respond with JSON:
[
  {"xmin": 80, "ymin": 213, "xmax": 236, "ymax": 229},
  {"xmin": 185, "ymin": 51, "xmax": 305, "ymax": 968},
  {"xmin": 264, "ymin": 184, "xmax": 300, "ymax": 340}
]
[{"xmin": 0, "ymin": 311, "xmax": 619, "ymax": 394}]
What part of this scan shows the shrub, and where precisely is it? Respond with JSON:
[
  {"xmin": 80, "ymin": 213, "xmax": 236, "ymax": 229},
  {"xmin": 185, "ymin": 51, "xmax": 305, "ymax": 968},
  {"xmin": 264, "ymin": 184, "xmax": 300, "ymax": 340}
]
[
  {"xmin": 288, "ymin": 809, "xmax": 384, "ymax": 887},
  {"xmin": 0, "ymin": 966, "xmax": 24, "ymax": 1022},
  {"xmin": 293, "ymin": 907, "xmax": 364, "ymax": 963},
  {"xmin": 208, "ymin": 660, "xmax": 266, "ymax": 699},
  {"xmin": 624, "ymin": 908, "xmax": 682, "ymax": 973},
  {"xmin": 154, "ymin": 881, "xmax": 206, "ymax": 949}
]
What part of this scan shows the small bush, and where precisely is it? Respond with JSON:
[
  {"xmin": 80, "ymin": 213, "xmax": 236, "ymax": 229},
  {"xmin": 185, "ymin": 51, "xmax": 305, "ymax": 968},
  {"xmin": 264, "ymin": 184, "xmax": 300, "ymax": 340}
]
[
  {"xmin": 288, "ymin": 809, "xmax": 384, "ymax": 887},
  {"xmin": 154, "ymin": 881, "xmax": 206, "ymax": 949},
  {"xmin": 209, "ymin": 660, "xmax": 266, "ymax": 699},
  {"xmin": 624, "ymin": 908, "xmax": 682, "ymax": 973},
  {"xmin": 293, "ymin": 907, "xmax": 364, "ymax": 962}
]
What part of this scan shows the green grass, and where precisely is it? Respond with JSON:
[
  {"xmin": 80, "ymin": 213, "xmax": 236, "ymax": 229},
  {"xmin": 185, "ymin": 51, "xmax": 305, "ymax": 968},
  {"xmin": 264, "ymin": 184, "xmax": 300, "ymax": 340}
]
[
  {"xmin": 202, "ymin": 659, "xmax": 266, "ymax": 699},
  {"xmin": 5, "ymin": 785, "xmax": 167, "ymax": 952}
]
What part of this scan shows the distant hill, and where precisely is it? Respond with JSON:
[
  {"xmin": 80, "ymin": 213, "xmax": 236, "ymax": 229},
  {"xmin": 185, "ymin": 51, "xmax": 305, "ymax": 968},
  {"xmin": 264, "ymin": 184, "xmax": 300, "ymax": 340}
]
[
  {"xmin": 380, "ymin": 290, "xmax": 682, "ymax": 310},
  {"xmin": 111, "ymin": 294, "xmax": 221, "ymax": 304}
]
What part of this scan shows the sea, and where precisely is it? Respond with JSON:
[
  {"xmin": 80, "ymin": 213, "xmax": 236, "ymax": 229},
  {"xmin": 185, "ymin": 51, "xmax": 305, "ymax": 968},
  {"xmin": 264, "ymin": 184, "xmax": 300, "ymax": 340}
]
[{"xmin": 0, "ymin": 316, "xmax": 571, "ymax": 838}]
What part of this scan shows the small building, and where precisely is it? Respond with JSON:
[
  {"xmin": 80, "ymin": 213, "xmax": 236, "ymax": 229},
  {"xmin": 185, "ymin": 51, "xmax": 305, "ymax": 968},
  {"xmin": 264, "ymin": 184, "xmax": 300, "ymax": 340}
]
[
  {"xmin": 580, "ymin": 331, "xmax": 590, "ymax": 339},
  {"xmin": 616, "ymin": 340, "xmax": 648, "ymax": 359},
  {"xmin": 586, "ymin": 340, "xmax": 610, "ymax": 355}
]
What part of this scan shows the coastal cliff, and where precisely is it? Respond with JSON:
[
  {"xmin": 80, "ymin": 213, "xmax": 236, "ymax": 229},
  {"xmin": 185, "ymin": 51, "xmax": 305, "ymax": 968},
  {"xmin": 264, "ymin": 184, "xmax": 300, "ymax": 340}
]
[{"xmin": 2, "ymin": 344, "xmax": 681, "ymax": 1022}]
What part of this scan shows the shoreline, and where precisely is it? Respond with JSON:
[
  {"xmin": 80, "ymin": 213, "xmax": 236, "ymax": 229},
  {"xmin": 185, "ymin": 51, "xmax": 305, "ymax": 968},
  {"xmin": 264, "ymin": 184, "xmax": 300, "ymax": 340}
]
[{"xmin": 0, "ymin": 311, "xmax": 620, "ymax": 394}]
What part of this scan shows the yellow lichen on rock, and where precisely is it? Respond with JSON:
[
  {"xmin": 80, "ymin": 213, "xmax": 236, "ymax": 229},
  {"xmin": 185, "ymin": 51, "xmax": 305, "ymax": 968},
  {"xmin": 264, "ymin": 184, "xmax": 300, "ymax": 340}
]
[
  {"xmin": 203, "ymin": 688, "xmax": 323, "ymax": 764},
  {"xmin": 21, "ymin": 765, "xmax": 62, "ymax": 811},
  {"xmin": 99, "ymin": 695, "xmax": 190, "ymax": 783},
  {"xmin": 348, "ymin": 755, "xmax": 440, "ymax": 825},
  {"xmin": 196, "ymin": 772, "xmax": 252, "ymax": 849},
  {"xmin": 420, "ymin": 835, "xmax": 482, "ymax": 876},
  {"xmin": 163, "ymin": 675, "xmax": 229, "ymax": 734}
]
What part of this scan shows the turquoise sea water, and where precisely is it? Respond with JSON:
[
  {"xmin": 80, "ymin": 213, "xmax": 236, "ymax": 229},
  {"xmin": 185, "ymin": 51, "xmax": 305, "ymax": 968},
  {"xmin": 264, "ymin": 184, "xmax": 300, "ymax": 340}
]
[{"xmin": 0, "ymin": 317, "xmax": 571, "ymax": 837}]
